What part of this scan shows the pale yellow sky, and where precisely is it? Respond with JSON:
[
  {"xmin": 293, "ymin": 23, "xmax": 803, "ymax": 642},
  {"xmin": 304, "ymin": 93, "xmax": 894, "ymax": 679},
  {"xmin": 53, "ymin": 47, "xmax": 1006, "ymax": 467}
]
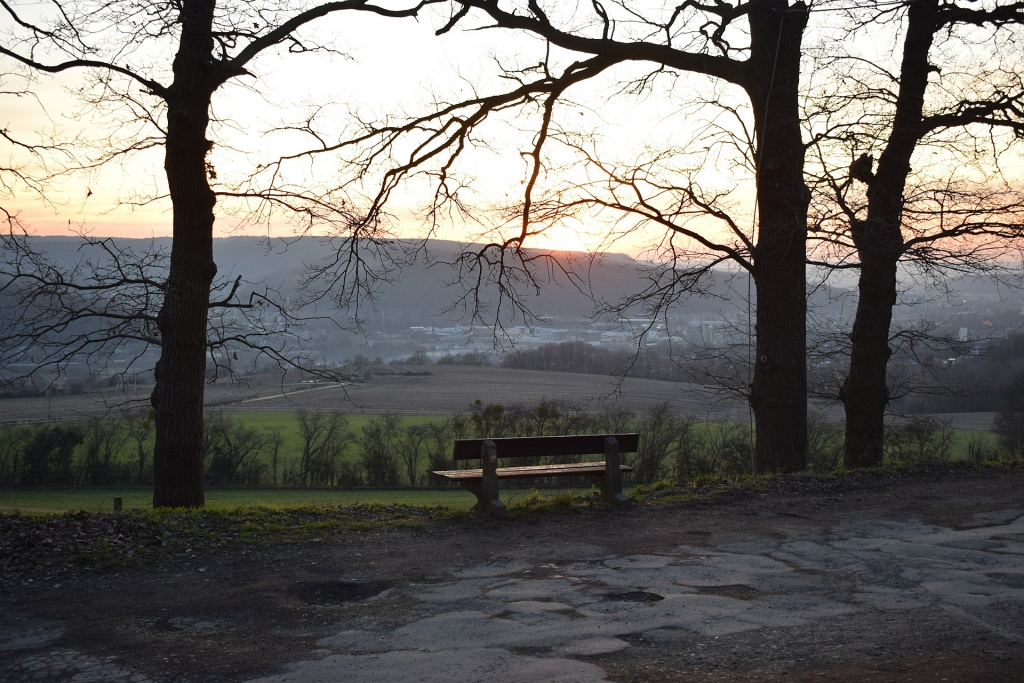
[
  {"xmin": 0, "ymin": 4, "xmax": 758, "ymax": 256},
  {"xmin": 2, "ymin": 2, "xmax": 1020, "ymax": 257}
]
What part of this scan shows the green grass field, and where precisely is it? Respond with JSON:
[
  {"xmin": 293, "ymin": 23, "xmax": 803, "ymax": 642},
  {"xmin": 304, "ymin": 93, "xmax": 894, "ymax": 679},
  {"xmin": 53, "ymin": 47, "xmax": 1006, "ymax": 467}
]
[
  {"xmin": 223, "ymin": 411, "xmax": 448, "ymax": 458},
  {"xmin": 221, "ymin": 413, "xmax": 997, "ymax": 463},
  {"xmin": 0, "ymin": 485, "xmax": 597, "ymax": 513},
  {"xmin": 949, "ymin": 428, "xmax": 999, "ymax": 455},
  {"xmin": 0, "ymin": 410, "xmax": 1005, "ymax": 509},
  {"xmin": 0, "ymin": 411, "xmax": 451, "ymax": 485}
]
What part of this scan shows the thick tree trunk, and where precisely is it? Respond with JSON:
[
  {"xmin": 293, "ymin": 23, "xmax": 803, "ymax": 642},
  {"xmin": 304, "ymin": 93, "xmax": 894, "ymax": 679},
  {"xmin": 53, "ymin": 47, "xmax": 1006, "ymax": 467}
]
[
  {"xmin": 746, "ymin": 0, "xmax": 811, "ymax": 473},
  {"xmin": 842, "ymin": 238, "xmax": 899, "ymax": 467},
  {"xmin": 842, "ymin": 0, "xmax": 936, "ymax": 468},
  {"xmin": 151, "ymin": 0, "xmax": 218, "ymax": 508}
]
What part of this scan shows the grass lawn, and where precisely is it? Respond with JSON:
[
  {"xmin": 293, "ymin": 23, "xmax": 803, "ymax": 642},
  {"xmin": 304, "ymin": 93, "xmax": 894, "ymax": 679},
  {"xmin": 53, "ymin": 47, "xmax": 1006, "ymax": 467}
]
[
  {"xmin": 0, "ymin": 485, "xmax": 597, "ymax": 513},
  {"xmin": 950, "ymin": 428, "xmax": 999, "ymax": 456},
  {"xmin": 1, "ymin": 410, "xmax": 1002, "ymax": 463},
  {"xmin": 0, "ymin": 412, "xmax": 1006, "ymax": 508}
]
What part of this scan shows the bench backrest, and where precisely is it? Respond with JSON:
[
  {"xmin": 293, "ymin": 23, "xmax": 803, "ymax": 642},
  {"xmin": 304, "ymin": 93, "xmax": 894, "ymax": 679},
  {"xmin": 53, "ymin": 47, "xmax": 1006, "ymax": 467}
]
[{"xmin": 452, "ymin": 433, "xmax": 639, "ymax": 461}]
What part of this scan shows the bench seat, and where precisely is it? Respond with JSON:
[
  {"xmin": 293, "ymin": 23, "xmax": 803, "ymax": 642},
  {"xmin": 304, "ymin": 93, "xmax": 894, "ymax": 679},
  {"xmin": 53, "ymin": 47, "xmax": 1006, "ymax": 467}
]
[
  {"xmin": 433, "ymin": 461, "xmax": 633, "ymax": 481},
  {"xmin": 433, "ymin": 433, "xmax": 638, "ymax": 514}
]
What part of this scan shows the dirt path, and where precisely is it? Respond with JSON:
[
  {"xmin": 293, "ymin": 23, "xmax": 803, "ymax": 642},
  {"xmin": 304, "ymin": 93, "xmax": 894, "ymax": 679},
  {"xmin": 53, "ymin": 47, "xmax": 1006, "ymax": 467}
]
[{"xmin": 2, "ymin": 467, "xmax": 1023, "ymax": 682}]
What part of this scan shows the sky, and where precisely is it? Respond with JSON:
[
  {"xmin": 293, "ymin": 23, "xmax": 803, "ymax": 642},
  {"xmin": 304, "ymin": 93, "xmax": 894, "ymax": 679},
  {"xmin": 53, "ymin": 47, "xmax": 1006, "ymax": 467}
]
[
  {"xmin": 0, "ymin": 1, "xmax": 756, "ymax": 254},
  {"xmin": 1, "ymin": 1, "xmax": 1021, "ymax": 257}
]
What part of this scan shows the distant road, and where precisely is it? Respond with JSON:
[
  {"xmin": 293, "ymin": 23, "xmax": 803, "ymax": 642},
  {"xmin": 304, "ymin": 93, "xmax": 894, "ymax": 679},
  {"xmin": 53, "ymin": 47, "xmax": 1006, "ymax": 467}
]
[{"xmin": 239, "ymin": 382, "xmax": 349, "ymax": 403}]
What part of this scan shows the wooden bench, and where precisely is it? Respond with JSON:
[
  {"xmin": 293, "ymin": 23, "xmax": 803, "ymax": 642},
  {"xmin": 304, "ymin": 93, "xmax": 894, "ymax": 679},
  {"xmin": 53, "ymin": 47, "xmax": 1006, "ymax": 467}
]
[{"xmin": 432, "ymin": 433, "xmax": 638, "ymax": 515}]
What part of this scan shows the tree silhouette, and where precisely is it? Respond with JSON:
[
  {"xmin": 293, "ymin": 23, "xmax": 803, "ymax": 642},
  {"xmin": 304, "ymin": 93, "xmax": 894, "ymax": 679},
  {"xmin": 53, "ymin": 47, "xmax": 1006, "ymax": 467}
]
[
  {"xmin": 0, "ymin": 0, "xmax": 439, "ymax": 507},
  {"xmin": 260, "ymin": 0, "xmax": 815, "ymax": 472},
  {"xmin": 808, "ymin": 0, "xmax": 1024, "ymax": 467}
]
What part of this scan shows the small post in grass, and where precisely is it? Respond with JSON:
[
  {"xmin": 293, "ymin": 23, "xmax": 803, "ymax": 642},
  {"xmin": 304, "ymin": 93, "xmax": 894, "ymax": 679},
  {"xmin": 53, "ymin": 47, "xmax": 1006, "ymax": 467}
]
[{"xmin": 114, "ymin": 496, "xmax": 123, "ymax": 512}]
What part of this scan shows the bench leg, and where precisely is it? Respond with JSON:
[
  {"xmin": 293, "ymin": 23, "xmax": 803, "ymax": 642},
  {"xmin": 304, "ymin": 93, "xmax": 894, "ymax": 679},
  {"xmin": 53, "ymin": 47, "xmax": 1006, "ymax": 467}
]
[
  {"xmin": 458, "ymin": 480, "xmax": 488, "ymax": 512},
  {"xmin": 584, "ymin": 473, "xmax": 628, "ymax": 505},
  {"xmin": 458, "ymin": 480, "xmax": 506, "ymax": 515},
  {"xmin": 587, "ymin": 436, "xmax": 628, "ymax": 505},
  {"xmin": 464, "ymin": 439, "xmax": 506, "ymax": 516}
]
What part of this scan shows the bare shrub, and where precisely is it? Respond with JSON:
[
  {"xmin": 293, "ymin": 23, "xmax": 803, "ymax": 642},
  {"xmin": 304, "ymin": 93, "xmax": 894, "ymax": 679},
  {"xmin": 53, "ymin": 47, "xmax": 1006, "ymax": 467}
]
[
  {"xmin": 204, "ymin": 412, "xmax": 270, "ymax": 486},
  {"xmin": 807, "ymin": 411, "xmax": 844, "ymax": 474},
  {"xmin": 124, "ymin": 411, "xmax": 154, "ymax": 485},
  {"xmin": 79, "ymin": 418, "xmax": 131, "ymax": 485},
  {"xmin": 632, "ymin": 403, "xmax": 693, "ymax": 484},
  {"xmin": 21, "ymin": 424, "xmax": 84, "ymax": 486},
  {"xmin": 265, "ymin": 428, "xmax": 285, "ymax": 486},
  {"xmin": 673, "ymin": 422, "xmax": 717, "ymax": 484},
  {"xmin": 884, "ymin": 417, "xmax": 955, "ymax": 463},
  {"xmin": 423, "ymin": 420, "xmax": 455, "ymax": 475},
  {"xmin": 596, "ymin": 406, "xmax": 636, "ymax": 435},
  {"xmin": 336, "ymin": 459, "xmax": 363, "ymax": 487},
  {"xmin": 965, "ymin": 433, "xmax": 999, "ymax": 464},
  {"xmin": 704, "ymin": 422, "xmax": 755, "ymax": 477},
  {"xmin": 398, "ymin": 424, "xmax": 428, "ymax": 486},
  {"xmin": 295, "ymin": 411, "xmax": 355, "ymax": 487},
  {"xmin": 360, "ymin": 414, "xmax": 401, "ymax": 487},
  {"xmin": 0, "ymin": 427, "xmax": 27, "ymax": 487}
]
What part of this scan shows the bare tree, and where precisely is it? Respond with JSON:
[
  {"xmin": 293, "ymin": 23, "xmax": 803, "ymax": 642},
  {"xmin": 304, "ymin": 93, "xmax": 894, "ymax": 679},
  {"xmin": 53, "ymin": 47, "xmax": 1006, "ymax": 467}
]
[
  {"xmin": 632, "ymin": 402, "xmax": 692, "ymax": 483},
  {"xmin": 0, "ymin": 425, "xmax": 27, "ymax": 487},
  {"xmin": 467, "ymin": 0, "xmax": 811, "ymax": 474},
  {"xmin": 203, "ymin": 411, "xmax": 270, "ymax": 485},
  {"xmin": 0, "ymin": 70, "xmax": 62, "ymax": 230},
  {"xmin": 295, "ymin": 410, "xmax": 354, "ymax": 486},
  {"xmin": 884, "ymin": 416, "xmax": 955, "ymax": 462},
  {"xmin": 398, "ymin": 423, "xmax": 428, "ymax": 486},
  {"xmin": 331, "ymin": 0, "xmax": 1022, "ymax": 474},
  {"xmin": 0, "ymin": 0, "xmax": 439, "ymax": 506},
  {"xmin": 79, "ymin": 417, "xmax": 130, "ymax": 484},
  {"xmin": 124, "ymin": 410, "xmax": 154, "ymax": 484},
  {"xmin": 269, "ymin": 0, "xmax": 815, "ymax": 472},
  {"xmin": 807, "ymin": 0, "xmax": 1024, "ymax": 467},
  {"xmin": 423, "ymin": 418, "xmax": 456, "ymax": 477},
  {"xmin": 266, "ymin": 427, "xmax": 286, "ymax": 486},
  {"xmin": 0, "ymin": 234, "xmax": 333, "ymax": 401},
  {"xmin": 359, "ymin": 413, "xmax": 401, "ymax": 486}
]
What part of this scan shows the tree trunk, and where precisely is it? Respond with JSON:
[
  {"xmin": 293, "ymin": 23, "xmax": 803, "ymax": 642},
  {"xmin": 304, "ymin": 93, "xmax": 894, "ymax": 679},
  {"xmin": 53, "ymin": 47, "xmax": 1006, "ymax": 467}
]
[
  {"xmin": 842, "ymin": 239, "xmax": 899, "ymax": 467},
  {"xmin": 842, "ymin": 0, "xmax": 936, "ymax": 468},
  {"xmin": 746, "ymin": 0, "xmax": 811, "ymax": 473},
  {"xmin": 151, "ymin": 0, "xmax": 218, "ymax": 508}
]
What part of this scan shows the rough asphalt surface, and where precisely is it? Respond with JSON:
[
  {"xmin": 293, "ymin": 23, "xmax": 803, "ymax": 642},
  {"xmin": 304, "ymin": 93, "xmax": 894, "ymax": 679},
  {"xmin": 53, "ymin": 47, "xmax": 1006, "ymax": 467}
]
[{"xmin": 2, "ymin": 468, "xmax": 1024, "ymax": 682}]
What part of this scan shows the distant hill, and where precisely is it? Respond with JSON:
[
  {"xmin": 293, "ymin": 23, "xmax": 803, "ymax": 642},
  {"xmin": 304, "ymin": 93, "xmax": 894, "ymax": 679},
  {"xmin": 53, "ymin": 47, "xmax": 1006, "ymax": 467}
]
[{"xmin": 14, "ymin": 235, "xmax": 781, "ymax": 330}]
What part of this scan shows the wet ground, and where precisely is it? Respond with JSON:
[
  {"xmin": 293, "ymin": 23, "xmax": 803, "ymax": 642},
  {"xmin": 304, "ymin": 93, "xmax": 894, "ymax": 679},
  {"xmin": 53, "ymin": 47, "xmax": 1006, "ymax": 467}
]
[{"xmin": 2, "ymin": 467, "xmax": 1023, "ymax": 682}]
